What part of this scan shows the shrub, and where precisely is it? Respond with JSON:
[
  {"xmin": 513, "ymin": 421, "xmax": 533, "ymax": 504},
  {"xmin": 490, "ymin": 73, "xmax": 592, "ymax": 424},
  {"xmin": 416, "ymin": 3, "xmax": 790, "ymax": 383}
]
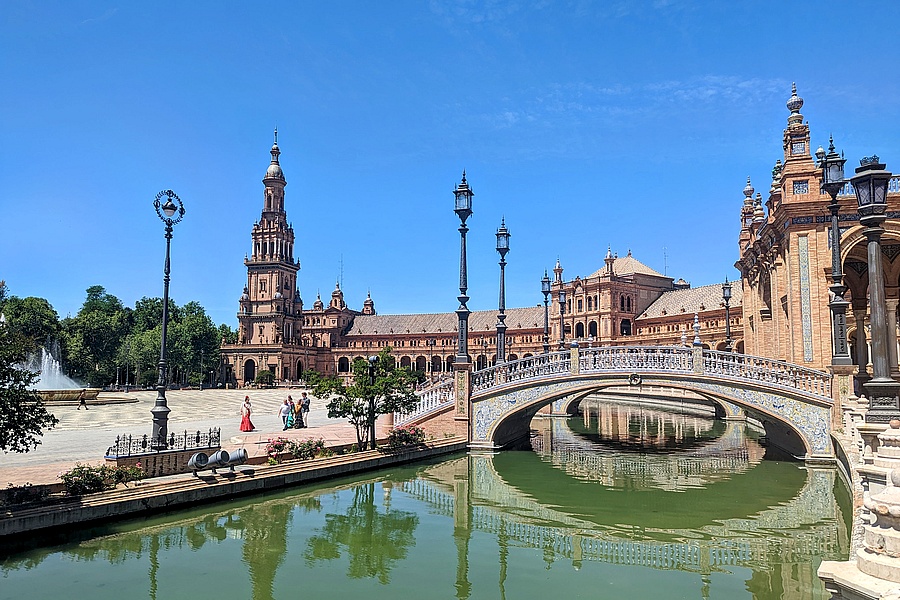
[
  {"xmin": 388, "ymin": 425, "xmax": 425, "ymax": 450},
  {"xmin": 265, "ymin": 437, "xmax": 292, "ymax": 463},
  {"xmin": 290, "ymin": 438, "xmax": 331, "ymax": 460},
  {"xmin": 59, "ymin": 463, "xmax": 145, "ymax": 496},
  {"xmin": 2, "ymin": 482, "xmax": 49, "ymax": 507}
]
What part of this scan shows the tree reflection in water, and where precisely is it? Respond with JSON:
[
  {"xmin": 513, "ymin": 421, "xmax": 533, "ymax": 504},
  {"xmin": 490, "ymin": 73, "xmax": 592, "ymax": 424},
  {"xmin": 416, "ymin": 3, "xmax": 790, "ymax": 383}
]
[{"xmin": 304, "ymin": 481, "xmax": 418, "ymax": 584}]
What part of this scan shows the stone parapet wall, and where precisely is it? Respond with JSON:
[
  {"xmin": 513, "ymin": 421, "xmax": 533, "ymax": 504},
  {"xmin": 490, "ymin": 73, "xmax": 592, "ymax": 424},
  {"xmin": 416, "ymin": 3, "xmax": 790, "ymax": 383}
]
[
  {"xmin": 105, "ymin": 447, "xmax": 220, "ymax": 477},
  {"xmin": 1, "ymin": 438, "xmax": 467, "ymax": 537}
]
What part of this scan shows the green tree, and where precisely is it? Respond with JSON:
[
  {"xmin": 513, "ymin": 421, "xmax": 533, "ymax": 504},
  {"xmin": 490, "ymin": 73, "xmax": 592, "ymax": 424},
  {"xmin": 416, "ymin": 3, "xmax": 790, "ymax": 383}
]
[
  {"xmin": 169, "ymin": 301, "xmax": 219, "ymax": 386},
  {"xmin": 218, "ymin": 323, "xmax": 238, "ymax": 345},
  {"xmin": 61, "ymin": 287, "xmax": 129, "ymax": 387},
  {"xmin": 308, "ymin": 348, "xmax": 418, "ymax": 450},
  {"xmin": 255, "ymin": 369, "xmax": 275, "ymax": 387},
  {"xmin": 0, "ymin": 323, "xmax": 58, "ymax": 453},
  {"xmin": 1, "ymin": 295, "xmax": 60, "ymax": 350}
]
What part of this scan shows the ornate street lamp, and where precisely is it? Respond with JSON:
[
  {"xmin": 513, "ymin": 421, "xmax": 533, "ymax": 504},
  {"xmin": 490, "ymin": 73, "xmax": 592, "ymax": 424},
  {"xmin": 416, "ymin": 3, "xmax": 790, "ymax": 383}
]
[
  {"xmin": 541, "ymin": 271, "xmax": 551, "ymax": 354},
  {"xmin": 152, "ymin": 189, "xmax": 185, "ymax": 449},
  {"xmin": 816, "ymin": 137, "xmax": 852, "ymax": 367},
  {"xmin": 558, "ymin": 288, "xmax": 567, "ymax": 350},
  {"xmin": 454, "ymin": 172, "xmax": 473, "ymax": 364},
  {"xmin": 722, "ymin": 277, "xmax": 733, "ymax": 352},
  {"xmin": 495, "ymin": 219, "xmax": 510, "ymax": 364},
  {"xmin": 852, "ymin": 156, "xmax": 898, "ymax": 423}
]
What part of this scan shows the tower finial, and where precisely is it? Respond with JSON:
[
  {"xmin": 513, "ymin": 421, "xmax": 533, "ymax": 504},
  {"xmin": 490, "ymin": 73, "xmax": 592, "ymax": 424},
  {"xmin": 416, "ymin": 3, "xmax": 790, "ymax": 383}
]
[
  {"xmin": 274, "ymin": 127, "xmax": 278, "ymax": 145},
  {"xmin": 786, "ymin": 82, "xmax": 804, "ymax": 125},
  {"xmin": 461, "ymin": 169, "xmax": 467, "ymax": 184}
]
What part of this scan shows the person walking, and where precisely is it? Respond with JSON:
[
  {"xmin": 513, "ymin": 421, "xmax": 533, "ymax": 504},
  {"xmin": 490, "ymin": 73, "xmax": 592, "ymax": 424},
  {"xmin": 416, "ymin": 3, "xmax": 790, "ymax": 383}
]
[
  {"xmin": 77, "ymin": 389, "xmax": 88, "ymax": 410},
  {"xmin": 300, "ymin": 392, "xmax": 310, "ymax": 427},
  {"xmin": 292, "ymin": 395, "xmax": 305, "ymax": 429},
  {"xmin": 277, "ymin": 399, "xmax": 291, "ymax": 430},
  {"xmin": 285, "ymin": 396, "xmax": 296, "ymax": 429},
  {"xmin": 239, "ymin": 397, "xmax": 255, "ymax": 432}
]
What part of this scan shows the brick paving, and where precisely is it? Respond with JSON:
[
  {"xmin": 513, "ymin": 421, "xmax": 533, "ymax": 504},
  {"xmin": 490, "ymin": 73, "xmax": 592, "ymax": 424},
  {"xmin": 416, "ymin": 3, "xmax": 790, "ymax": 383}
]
[{"xmin": 0, "ymin": 388, "xmax": 380, "ymax": 487}]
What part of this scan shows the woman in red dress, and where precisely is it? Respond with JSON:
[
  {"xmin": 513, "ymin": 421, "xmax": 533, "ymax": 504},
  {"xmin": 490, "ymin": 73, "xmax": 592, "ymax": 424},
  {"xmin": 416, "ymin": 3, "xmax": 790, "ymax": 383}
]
[{"xmin": 239, "ymin": 396, "xmax": 255, "ymax": 432}]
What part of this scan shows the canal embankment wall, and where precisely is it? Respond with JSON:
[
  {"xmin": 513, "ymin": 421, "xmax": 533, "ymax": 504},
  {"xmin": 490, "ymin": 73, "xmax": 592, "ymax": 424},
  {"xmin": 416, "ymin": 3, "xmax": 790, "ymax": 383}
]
[{"xmin": 0, "ymin": 437, "xmax": 468, "ymax": 538}]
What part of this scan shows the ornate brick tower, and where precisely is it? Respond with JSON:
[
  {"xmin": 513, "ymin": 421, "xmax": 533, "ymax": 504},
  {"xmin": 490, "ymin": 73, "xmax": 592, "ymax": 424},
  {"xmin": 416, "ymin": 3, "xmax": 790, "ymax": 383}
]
[{"xmin": 222, "ymin": 131, "xmax": 306, "ymax": 385}]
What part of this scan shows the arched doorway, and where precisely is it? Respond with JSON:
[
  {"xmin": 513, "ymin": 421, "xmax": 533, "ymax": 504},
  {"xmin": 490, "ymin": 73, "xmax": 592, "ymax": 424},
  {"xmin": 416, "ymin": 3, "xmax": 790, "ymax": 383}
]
[
  {"xmin": 296, "ymin": 359, "xmax": 303, "ymax": 378},
  {"xmin": 431, "ymin": 355, "xmax": 442, "ymax": 374},
  {"xmin": 588, "ymin": 321, "xmax": 598, "ymax": 338},
  {"xmin": 415, "ymin": 356, "xmax": 427, "ymax": 372},
  {"xmin": 575, "ymin": 322, "xmax": 585, "ymax": 338},
  {"xmin": 338, "ymin": 357, "xmax": 350, "ymax": 373},
  {"xmin": 243, "ymin": 359, "xmax": 256, "ymax": 384},
  {"xmin": 401, "ymin": 356, "xmax": 412, "ymax": 369},
  {"xmin": 620, "ymin": 319, "xmax": 632, "ymax": 336}
]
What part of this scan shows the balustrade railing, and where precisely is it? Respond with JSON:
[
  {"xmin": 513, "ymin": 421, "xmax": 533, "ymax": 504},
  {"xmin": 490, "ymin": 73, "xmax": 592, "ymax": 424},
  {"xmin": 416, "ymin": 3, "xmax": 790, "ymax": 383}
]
[
  {"xmin": 702, "ymin": 350, "xmax": 831, "ymax": 398},
  {"xmin": 468, "ymin": 346, "xmax": 831, "ymax": 400},
  {"xmin": 395, "ymin": 378, "xmax": 455, "ymax": 427},
  {"xmin": 395, "ymin": 346, "xmax": 832, "ymax": 426},
  {"xmin": 472, "ymin": 351, "xmax": 571, "ymax": 392},
  {"xmin": 105, "ymin": 428, "xmax": 221, "ymax": 458}
]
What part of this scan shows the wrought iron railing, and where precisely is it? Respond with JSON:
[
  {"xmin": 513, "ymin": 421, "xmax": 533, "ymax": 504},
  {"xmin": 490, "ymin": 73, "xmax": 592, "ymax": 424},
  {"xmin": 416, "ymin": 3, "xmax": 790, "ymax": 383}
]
[
  {"xmin": 394, "ymin": 379, "xmax": 455, "ymax": 427},
  {"xmin": 106, "ymin": 428, "xmax": 221, "ymax": 458}
]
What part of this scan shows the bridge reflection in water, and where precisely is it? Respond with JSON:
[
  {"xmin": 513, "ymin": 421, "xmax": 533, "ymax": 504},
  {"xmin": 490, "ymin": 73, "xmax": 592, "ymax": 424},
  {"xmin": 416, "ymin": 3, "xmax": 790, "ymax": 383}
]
[{"xmin": 0, "ymin": 401, "xmax": 851, "ymax": 600}]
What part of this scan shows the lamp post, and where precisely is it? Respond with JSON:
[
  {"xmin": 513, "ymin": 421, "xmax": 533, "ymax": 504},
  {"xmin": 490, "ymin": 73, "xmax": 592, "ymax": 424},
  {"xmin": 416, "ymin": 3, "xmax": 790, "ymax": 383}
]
[
  {"xmin": 199, "ymin": 348, "xmax": 204, "ymax": 390},
  {"xmin": 454, "ymin": 172, "xmax": 473, "ymax": 365},
  {"xmin": 722, "ymin": 277, "xmax": 733, "ymax": 352},
  {"xmin": 495, "ymin": 219, "xmax": 510, "ymax": 364},
  {"xmin": 852, "ymin": 156, "xmax": 898, "ymax": 423},
  {"xmin": 480, "ymin": 337, "xmax": 488, "ymax": 369},
  {"xmin": 558, "ymin": 289, "xmax": 567, "ymax": 350},
  {"xmin": 816, "ymin": 137, "xmax": 853, "ymax": 367},
  {"xmin": 541, "ymin": 271, "xmax": 551, "ymax": 354},
  {"xmin": 152, "ymin": 189, "xmax": 185, "ymax": 449}
]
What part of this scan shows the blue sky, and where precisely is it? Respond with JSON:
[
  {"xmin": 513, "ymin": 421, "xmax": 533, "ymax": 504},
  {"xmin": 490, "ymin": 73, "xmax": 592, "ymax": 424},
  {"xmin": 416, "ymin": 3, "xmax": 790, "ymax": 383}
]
[{"xmin": 3, "ymin": 1, "xmax": 900, "ymax": 329}]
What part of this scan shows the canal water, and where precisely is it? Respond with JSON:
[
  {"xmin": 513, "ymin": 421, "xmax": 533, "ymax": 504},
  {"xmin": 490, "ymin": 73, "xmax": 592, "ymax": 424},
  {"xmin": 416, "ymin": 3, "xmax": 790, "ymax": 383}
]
[{"xmin": 0, "ymin": 399, "xmax": 851, "ymax": 599}]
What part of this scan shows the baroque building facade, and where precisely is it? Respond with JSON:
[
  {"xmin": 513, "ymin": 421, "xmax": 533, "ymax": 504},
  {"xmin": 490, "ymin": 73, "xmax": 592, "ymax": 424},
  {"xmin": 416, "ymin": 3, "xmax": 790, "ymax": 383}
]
[
  {"xmin": 221, "ymin": 135, "xmax": 742, "ymax": 387},
  {"xmin": 736, "ymin": 84, "xmax": 900, "ymax": 389}
]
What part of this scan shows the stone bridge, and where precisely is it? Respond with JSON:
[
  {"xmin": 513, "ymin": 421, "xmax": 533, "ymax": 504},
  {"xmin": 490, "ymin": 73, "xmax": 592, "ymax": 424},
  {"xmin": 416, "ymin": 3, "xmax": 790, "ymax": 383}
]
[{"xmin": 397, "ymin": 345, "xmax": 837, "ymax": 461}]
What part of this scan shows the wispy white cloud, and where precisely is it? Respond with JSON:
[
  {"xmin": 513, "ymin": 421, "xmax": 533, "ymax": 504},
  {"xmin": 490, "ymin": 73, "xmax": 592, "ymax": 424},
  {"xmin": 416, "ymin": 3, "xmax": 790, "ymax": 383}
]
[
  {"xmin": 80, "ymin": 8, "xmax": 117, "ymax": 26},
  {"xmin": 480, "ymin": 76, "xmax": 786, "ymax": 130}
]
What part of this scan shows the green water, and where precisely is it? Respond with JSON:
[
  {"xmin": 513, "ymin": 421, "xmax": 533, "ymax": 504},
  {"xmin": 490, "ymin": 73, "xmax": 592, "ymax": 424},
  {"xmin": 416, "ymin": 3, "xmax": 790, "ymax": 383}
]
[{"xmin": 0, "ymin": 401, "xmax": 852, "ymax": 600}]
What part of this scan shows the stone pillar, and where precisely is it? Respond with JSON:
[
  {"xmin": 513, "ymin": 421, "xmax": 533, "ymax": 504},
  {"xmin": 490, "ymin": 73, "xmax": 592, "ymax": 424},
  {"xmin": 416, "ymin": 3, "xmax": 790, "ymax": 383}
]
[
  {"xmin": 569, "ymin": 343, "xmax": 580, "ymax": 376},
  {"xmin": 889, "ymin": 298, "xmax": 900, "ymax": 379},
  {"xmin": 831, "ymin": 364, "xmax": 857, "ymax": 432},
  {"xmin": 855, "ymin": 308, "xmax": 871, "ymax": 403},
  {"xmin": 453, "ymin": 361, "xmax": 472, "ymax": 442}
]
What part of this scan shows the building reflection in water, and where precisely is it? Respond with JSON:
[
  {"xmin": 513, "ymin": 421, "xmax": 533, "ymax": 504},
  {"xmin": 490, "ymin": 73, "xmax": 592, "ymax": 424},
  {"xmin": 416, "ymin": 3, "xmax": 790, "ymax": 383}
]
[{"xmin": 0, "ymin": 398, "xmax": 850, "ymax": 600}]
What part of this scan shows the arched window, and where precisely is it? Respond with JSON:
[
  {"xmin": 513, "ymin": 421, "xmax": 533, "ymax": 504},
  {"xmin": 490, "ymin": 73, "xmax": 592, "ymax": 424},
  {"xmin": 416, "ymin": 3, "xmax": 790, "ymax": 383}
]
[
  {"xmin": 577, "ymin": 299, "xmax": 583, "ymax": 312},
  {"xmin": 415, "ymin": 356, "xmax": 427, "ymax": 371},
  {"xmin": 588, "ymin": 321, "xmax": 598, "ymax": 338},
  {"xmin": 400, "ymin": 356, "xmax": 412, "ymax": 369},
  {"xmin": 587, "ymin": 297, "xmax": 593, "ymax": 310},
  {"xmin": 620, "ymin": 319, "xmax": 632, "ymax": 336},
  {"xmin": 338, "ymin": 357, "xmax": 350, "ymax": 373},
  {"xmin": 431, "ymin": 356, "xmax": 442, "ymax": 373},
  {"xmin": 445, "ymin": 356, "xmax": 454, "ymax": 371},
  {"xmin": 575, "ymin": 322, "xmax": 585, "ymax": 338}
]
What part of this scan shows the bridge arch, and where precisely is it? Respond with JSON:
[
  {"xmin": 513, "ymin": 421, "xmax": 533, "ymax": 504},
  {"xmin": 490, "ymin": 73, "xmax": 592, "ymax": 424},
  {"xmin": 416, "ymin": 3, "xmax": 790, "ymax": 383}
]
[{"xmin": 466, "ymin": 347, "xmax": 833, "ymax": 461}]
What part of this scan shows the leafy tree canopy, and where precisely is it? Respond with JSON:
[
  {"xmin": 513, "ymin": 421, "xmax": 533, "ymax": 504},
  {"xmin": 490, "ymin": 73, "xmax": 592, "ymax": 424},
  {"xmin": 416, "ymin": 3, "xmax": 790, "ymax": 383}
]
[
  {"xmin": 308, "ymin": 348, "xmax": 418, "ymax": 450},
  {"xmin": 0, "ymin": 324, "xmax": 58, "ymax": 453},
  {"xmin": 1, "ymin": 295, "xmax": 60, "ymax": 350}
]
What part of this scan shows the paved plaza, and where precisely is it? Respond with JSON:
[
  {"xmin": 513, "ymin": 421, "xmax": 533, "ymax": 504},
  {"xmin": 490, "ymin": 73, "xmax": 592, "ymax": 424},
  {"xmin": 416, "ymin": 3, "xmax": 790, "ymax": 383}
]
[{"xmin": 0, "ymin": 388, "xmax": 368, "ymax": 487}]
